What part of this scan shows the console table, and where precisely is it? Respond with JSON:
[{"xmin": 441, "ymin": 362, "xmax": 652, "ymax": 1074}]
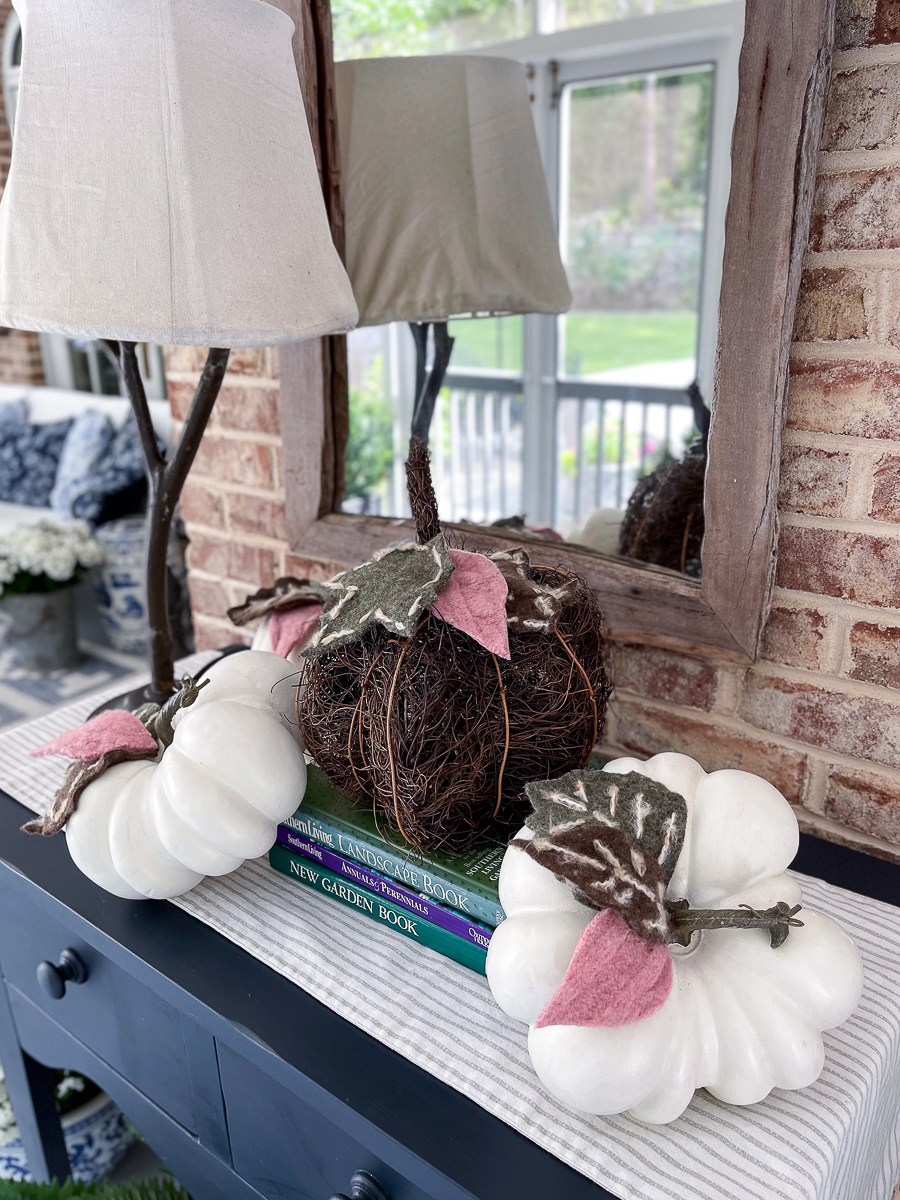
[{"xmin": 1, "ymin": 784, "xmax": 898, "ymax": 1200}]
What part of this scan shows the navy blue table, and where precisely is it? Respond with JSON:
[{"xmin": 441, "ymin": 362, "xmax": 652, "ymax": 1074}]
[{"xmin": 1, "ymin": 786, "xmax": 897, "ymax": 1200}]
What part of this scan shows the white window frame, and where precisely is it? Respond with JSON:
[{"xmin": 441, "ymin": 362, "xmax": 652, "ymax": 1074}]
[{"xmin": 467, "ymin": 1, "xmax": 745, "ymax": 525}]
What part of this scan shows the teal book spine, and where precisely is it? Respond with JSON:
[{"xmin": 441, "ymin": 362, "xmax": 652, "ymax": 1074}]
[
  {"xmin": 269, "ymin": 843, "xmax": 487, "ymax": 975},
  {"xmin": 282, "ymin": 806, "xmax": 505, "ymax": 929}
]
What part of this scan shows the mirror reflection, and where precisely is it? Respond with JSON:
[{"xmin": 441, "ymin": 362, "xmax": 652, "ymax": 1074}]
[{"xmin": 339, "ymin": 0, "xmax": 744, "ymax": 579}]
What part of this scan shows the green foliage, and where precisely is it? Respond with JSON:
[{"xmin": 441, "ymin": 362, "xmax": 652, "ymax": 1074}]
[
  {"xmin": 0, "ymin": 1176, "xmax": 190, "ymax": 1200},
  {"xmin": 344, "ymin": 358, "xmax": 394, "ymax": 501},
  {"xmin": 562, "ymin": 311, "xmax": 697, "ymax": 376},
  {"xmin": 332, "ymin": 0, "xmax": 518, "ymax": 57}
]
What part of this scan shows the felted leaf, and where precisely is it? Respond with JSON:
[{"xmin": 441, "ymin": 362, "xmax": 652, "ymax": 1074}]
[
  {"xmin": 22, "ymin": 745, "xmax": 159, "ymax": 836},
  {"xmin": 269, "ymin": 603, "xmax": 323, "ymax": 657},
  {"xmin": 227, "ymin": 577, "xmax": 331, "ymax": 626},
  {"xmin": 302, "ymin": 536, "xmax": 454, "ymax": 659},
  {"xmin": 512, "ymin": 824, "xmax": 670, "ymax": 942},
  {"xmin": 534, "ymin": 908, "xmax": 673, "ymax": 1028},
  {"xmin": 30, "ymin": 710, "xmax": 158, "ymax": 761},
  {"xmin": 429, "ymin": 549, "xmax": 510, "ymax": 658},
  {"xmin": 489, "ymin": 548, "xmax": 577, "ymax": 634},
  {"xmin": 524, "ymin": 768, "xmax": 687, "ymax": 885}
]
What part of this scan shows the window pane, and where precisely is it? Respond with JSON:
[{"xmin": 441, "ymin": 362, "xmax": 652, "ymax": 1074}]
[
  {"xmin": 543, "ymin": 0, "xmax": 723, "ymax": 34},
  {"xmin": 448, "ymin": 315, "xmax": 523, "ymax": 373},
  {"xmin": 333, "ymin": 0, "xmax": 531, "ymax": 60},
  {"xmin": 560, "ymin": 66, "xmax": 712, "ymax": 388}
]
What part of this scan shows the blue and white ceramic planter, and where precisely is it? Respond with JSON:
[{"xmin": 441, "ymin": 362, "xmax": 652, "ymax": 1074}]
[{"xmin": 0, "ymin": 1092, "xmax": 135, "ymax": 1183}]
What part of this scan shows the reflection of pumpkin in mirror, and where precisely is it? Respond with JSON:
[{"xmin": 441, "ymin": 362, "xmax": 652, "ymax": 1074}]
[{"xmin": 618, "ymin": 380, "xmax": 708, "ymax": 577}]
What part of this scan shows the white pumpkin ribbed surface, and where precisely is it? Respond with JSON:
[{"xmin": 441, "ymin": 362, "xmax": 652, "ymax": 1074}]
[
  {"xmin": 485, "ymin": 751, "xmax": 864, "ymax": 1123},
  {"xmin": 65, "ymin": 651, "xmax": 306, "ymax": 900}
]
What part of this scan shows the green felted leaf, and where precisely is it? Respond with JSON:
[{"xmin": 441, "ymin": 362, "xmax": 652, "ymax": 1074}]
[
  {"xmin": 524, "ymin": 769, "xmax": 687, "ymax": 885},
  {"xmin": 302, "ymin": 536, "xmax": 454, "ymax": 659}
]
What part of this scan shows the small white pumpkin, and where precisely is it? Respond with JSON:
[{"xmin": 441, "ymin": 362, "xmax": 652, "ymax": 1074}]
[
  {"xmin": 65, "ymin": 651, "xmax": 306, "ymax": 900},
  {"xmin": 485, "ymin": 752, "xmax": 863, "ymax": 1123}
]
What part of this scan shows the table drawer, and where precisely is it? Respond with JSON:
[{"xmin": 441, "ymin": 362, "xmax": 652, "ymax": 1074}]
[
  {"xmin": 219, "ymin": 1041, "xmax": 436, "ymax": 1200},
  {"xmin": 0, "ymin": 883, "xmax": 196, "ymax": 1133}
]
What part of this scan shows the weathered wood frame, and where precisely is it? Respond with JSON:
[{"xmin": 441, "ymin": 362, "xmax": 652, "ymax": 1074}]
[{"xmin": 278, "ymin": 0, "xmax": 835, "ymax": 662}]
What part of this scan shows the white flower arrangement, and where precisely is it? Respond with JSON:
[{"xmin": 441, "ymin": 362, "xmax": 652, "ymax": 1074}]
[{"xmin": 0, "ymin": 519, "xmax": 104, "ymax": 598}]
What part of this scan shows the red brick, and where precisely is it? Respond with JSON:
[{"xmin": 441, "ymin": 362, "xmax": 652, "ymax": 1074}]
[
  {"xmin": 776, "ymin": 524, "xmax": 900, "ymax": 607},
  {"xmin": 792, "ymin": 267, "xmax": 868, "ymax": 341},
  {"xmin": 836, "ymin": 0, "xmax": 900, "ymax": 49},
  {"xmin": 283, "ymin": 554, "xmax": 347, "ymax": 581},
  {"xmin": 215, "ymin": 385, "xmax": 281, "ymax": 436},
  {"xmin": 809, "ymin": 170, "xmax": 900, "ymax": 253},
  {"xmin": 193, "ymin": 436, "xmax": 273, "ymax": 491},
  {"xmin": 163, "ymin": 345, "xmax": 208, "ymax": 374},
  {"xmin": 186, "ymin": 532, "xmax": 229, "ymax": 578},
  {"xmin": 824, "ymin": 766, "xmax": 900, "ymax": 844},
  {"xmin": 187, "ymin": 574, "xmax": 231, "ymax": 622},
  {"xmin": 610, "ymin": 642, "xmax": 717, "ymax": 711},
  {"xmin": 821, "ymin": 65, "xmax": 900, "ymax": 150},
  {"xmin": 0, "ymin": 329, "xmax": 44, "ymax": 384},
  {"xmin": 228, "ymin": 543, "xmax": 277, "ymax": 588},
  {"xmin": 167, "ymin": 380, "xmax": 197, "ymax": 422},
  {"xmin": 224, "ymin": 348, "xmax": 279, "ymax": 378},
  {"xmin": 848, "ymin": 620, "xmax": 900, "ymax": 687},
  {"xmin": 870, "ymin": 454, "xmax": 900, "ymax": 522},
  {"xmin": 778, "ymin": 446, "xmax": 851, "ymax": 516},
  {"xmin": 787, "ymin": 359, "xmax": 900, "ymax": 440},
  {"xmin": 613, "ymin": 701, "xmax": 807, "ymax": 802},
  {"xmin": 227, "ymin": 494, "xmax": 287, "ymax": 542},
  {"xmin": 193, "ymin": 614, "xmax": 250, "ymax": 652},
  {"xmin": 180, "ymin": 480, "xmax": 225, "ymax": 529},
  {"xmin": 762, "ymin": 606, "xmax": 828, "ymax": 671},
  {"xmin": 740, "ymin": 671, "xmax": 900, "ymax": 769}
]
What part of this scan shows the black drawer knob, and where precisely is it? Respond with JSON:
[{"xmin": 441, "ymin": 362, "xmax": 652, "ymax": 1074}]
[
  {"xmin": 330, "ymin": 1170, "xmax": 390, "ymax": 1200},
  {"xmin": 37, "ymin": 949, "xmax": 88, "ymax": 999}
]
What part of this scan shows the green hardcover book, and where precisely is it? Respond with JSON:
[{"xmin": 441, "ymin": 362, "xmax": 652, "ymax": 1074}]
[
  {"xmin": 269, "ymin": 842, "xmax": 487, "ymax": 974},
  {"xmin": 285, "ymin": 765, "xmax": 507, "ymax": 928}
]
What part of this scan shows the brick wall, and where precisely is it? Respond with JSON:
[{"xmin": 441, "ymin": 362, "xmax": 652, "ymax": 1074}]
[
  {"xmin": 0, "ymin": 0, "xmax": 43, "ymax": 385},
  {"xmin": 178, "ymin": 0, "xmax": 900, "ymax": 864}
]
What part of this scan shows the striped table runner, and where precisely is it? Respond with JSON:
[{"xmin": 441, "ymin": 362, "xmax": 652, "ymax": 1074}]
[{"xmin": 0, "ymin": 671, "xmax": 898, "ymax": 1200}]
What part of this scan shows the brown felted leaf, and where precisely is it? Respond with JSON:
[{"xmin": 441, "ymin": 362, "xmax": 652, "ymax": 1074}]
[
  {"xmin": 524, "ymin": 769, "xmax": 687, "ymax": 885},
  {"xmin": 513, "ymin": 824, "xmax": 670, "ymax": 943},
  {"xmin": 488, "ymin": 549, "xmax": 577, "ymax": 634},
  {"xmin": 21, "ymin": 745, "xmax": 159, "ymax": 837},
  {"xmin": 302, "ymin": 535, "xmax": 454, "ymax": 659},
  {"xmin": 228, "ymin": 577, "xmax": 331, "ymax": 627}
]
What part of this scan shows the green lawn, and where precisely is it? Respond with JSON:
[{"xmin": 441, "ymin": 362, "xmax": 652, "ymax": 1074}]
[
  {"xmin": 445, "ymin": 311, "xmax": 697, "ymax": 376},
  {"xmin": 563, "ymin": 311, "xmax": 697, "ymax": 375}
]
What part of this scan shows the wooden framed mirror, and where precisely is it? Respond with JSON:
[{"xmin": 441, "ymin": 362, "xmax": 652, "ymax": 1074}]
[{"xmin": 278, "ymin": 0, "xmax": 835, "ymax": 663}]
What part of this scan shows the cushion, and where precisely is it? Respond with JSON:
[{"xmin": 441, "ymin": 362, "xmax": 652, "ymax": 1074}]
[
  {"xmin": 0, "ymin": 417, "xmax": 74, "ymax": 506},
  {"xmin": 51, "ymin": 407, "xmax": 114, "ymax": 518},
  {"xmin": 0, "ymin": 399, "xmax": 28, "ymax": 427},
  {"xmin": 72, "ymin": 414, "xmax": 148, "ymax": 524}
]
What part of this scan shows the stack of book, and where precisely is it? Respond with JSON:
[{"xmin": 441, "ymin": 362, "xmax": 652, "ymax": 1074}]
[{"xmin": 268, "ymin": 765, "xmax": 506, "ymax": 973}]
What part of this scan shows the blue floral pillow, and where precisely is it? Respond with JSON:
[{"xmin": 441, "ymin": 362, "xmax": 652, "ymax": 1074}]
[
  {"xmin": 51, "ymin": 408, "xmax": 115, "ymax": 518},
  {"xmin": 0, "ymin": 415, "xmax": 74, "ymax": 507},
  {"xmin": 73, "ymin": 414, "xmax": 148, "ymax": 523},
  {"xmin": 0, "ymin": 399, "xmax": 28, "ymax": 428}
]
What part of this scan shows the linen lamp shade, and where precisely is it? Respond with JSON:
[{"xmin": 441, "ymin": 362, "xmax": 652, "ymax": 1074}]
[
  {"xmin": 335, "ymin": 56, "xmax": 572, "ymax": 326},
  {"xmin": 0, "ymin": 0, "xmax": 358, "ymax": 347}
]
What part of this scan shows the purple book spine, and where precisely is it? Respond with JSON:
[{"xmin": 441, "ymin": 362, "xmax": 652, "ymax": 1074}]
[{"xmin": 276, "ymin": 826, "xmax": 493, "ymax": 950}]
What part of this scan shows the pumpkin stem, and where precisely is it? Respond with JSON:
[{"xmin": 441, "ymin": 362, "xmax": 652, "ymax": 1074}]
[
  {"xmin": 146, "ymin": 675, "xmax": 210, "ymax": 749},
  {"xmin": 666, "ymin": 899, "xmax": 804, "ymax": 949}
]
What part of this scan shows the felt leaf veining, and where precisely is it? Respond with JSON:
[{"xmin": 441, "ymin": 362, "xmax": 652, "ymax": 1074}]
[
  {"xmin": 429, "ymin": 549, "xmax": 510, "ymax": 658},
  {"xmin": 302, "ymin": 535, "xmax": 454, "ymax": 659}
]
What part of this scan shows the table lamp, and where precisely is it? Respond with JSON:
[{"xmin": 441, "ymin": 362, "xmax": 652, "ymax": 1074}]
[
  {"xmin": 335, "ymin": 54, "xmax": 570, "ymax": 536},
  {"xmin": 0, "ymin": 0, "xmax": 358, "ymax": 702}
]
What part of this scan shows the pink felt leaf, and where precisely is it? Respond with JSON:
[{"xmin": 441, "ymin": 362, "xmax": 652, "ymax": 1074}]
[
  {"xmin": 429, "ymin": 549, "xmax": 510, "ymax": 659},
  {"xmin": 269, "ymin": 603, "xmax": 324, "ymax": 658},
  {"xmin": 535, "ymin": 908, "xmax": 673, "ymax": 1029},
  {"xmin": 30, "ymin": 710, "xmax": 158, "ymax": 762}
]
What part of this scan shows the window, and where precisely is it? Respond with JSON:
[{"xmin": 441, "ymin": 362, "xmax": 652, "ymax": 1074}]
[{"xmin": 338, "ymin": 1, "xmax": 743, "ymax": 555}]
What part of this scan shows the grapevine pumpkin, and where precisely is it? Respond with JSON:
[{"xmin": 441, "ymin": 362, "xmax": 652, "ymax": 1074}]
[{"xmin": 485, "ymin": 752, "xmax": 863, "ymax": 1123}]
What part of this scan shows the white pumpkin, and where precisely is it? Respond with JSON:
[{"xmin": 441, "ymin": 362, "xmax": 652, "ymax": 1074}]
[
  {"xmin": 485, "ymin": 752, "xmax": 863, "ymax": 1123},
  {"xmin": 65, "ymin": 651, "xmax": 306, "ymax": 900}
]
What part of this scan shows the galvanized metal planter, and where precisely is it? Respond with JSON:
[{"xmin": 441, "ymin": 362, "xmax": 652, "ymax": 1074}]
[{"xmin": 0, "ymin": 586, "xmax": 79, "ymax": 675}]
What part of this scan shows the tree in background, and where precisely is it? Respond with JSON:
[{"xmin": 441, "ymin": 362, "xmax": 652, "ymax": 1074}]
[{"xmin": 343, "ymin": 358, "xmax": 394, "ymax": 511}]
